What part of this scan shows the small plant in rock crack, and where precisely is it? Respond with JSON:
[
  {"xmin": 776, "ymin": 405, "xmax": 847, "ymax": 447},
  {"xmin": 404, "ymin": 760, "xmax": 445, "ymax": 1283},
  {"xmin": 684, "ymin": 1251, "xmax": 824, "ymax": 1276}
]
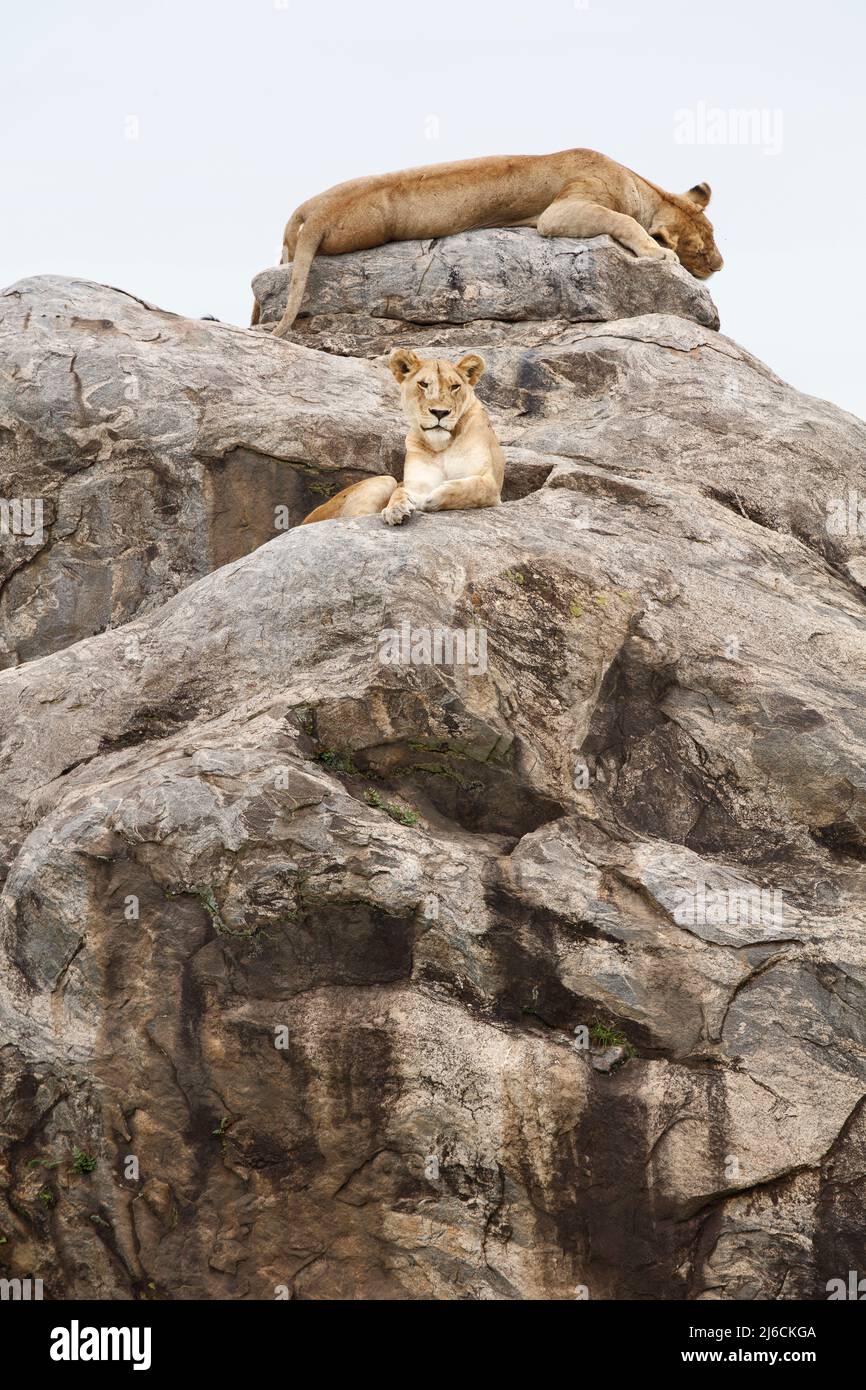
[
  {"xmin": 307, "ymin": 479, "xmax": 337, "ymax": 498},
  {"xmin": 71, "ymin": 1147, "xmax": 97, "ymax": 1175},
  {"xmin": 212, "ymin": 1117, "xmax": 230, "ymax": 1140},
  {"xmin": 589, "ymin": 1020, "xmax": 635, "ymax": 1055},
  {"xmin": 521, "ymin": 984, "xmax": 542, "ymax": 1019},
  {"xmin": 363, "ymin": 788, "xmax": 420, "ymax": 826},
  {"xmin": 316, "ymin": 748, "xmax": 359, "ymax": 776},
  {"xmin": 37, "ymin": 1187, "xmax": 55, "ymax": 1207},
  {"xmin": 182, "ymin": 885, "xmax": 263, "ymax": 947},
  {"xmin": 410, "ymin": 760, "xmax": 483, "ymax": 794},
  {"xmin": 291, "ymin": 704, "xmax": 316, "ymax": 737}
]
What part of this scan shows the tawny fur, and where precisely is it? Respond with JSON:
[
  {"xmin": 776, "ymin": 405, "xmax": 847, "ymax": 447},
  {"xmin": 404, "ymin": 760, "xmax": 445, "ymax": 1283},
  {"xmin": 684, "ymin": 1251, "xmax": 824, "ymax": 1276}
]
[
  {"xmin": 256, "ymin": 148, "xmax": 722, "ymax": 334},
  {"xmin": 301, "ymin": 350, "xmax": 504, "ymax": 527}
]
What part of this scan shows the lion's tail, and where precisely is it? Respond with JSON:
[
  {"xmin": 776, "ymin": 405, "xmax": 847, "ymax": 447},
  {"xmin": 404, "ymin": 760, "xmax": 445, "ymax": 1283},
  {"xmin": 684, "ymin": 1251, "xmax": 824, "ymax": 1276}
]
[{"xmin": 271, "ymin": 218, "xmax": 324, "ymax": 339}]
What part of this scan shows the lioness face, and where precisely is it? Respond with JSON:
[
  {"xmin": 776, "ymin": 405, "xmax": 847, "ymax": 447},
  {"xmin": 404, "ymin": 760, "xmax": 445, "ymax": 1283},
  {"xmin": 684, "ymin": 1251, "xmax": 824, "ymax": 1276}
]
[
  {"xmin": 389, "ymin": 349, "xmax": 485, "ymax": 451},
  {"xmin": 651, "ymin": 182, "xmax": 724, "ymax": 280}
]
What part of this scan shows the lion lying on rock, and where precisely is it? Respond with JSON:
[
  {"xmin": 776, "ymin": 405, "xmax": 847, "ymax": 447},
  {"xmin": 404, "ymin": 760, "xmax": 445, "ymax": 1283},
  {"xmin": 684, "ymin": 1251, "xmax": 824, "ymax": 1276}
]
[
  {"xmin": 302, "ymin": 349, "xmax": 504, "ymax": 527},
  {"xmin": 258, "ymin": 147, "xmax": 723, "ymax": 335}
]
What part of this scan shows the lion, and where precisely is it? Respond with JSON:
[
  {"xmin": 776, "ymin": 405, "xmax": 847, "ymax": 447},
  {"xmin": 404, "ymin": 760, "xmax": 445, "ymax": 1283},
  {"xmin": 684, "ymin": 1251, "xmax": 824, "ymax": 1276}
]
[
  {"xmin": 255, "ymin": 147, "xmax": 723, "ymax": 335},
  {"xmin": 301, "ymin": 349, "xmax": 503, "ymax": 527}
]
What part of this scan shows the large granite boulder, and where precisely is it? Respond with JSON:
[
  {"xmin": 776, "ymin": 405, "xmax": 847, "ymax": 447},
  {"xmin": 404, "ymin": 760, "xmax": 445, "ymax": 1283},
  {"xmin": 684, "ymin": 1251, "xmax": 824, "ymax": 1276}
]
[
  {"xmin": 2, "ymin": 458, "xmax": 866, "ymax": 1298},
  {"xmin": 252, "ymin": 228, "xmax": 720, "ymax": 338},
  {"xmin": 1, "ymin": 234, "xmax": 866, "ymax": 1301}
]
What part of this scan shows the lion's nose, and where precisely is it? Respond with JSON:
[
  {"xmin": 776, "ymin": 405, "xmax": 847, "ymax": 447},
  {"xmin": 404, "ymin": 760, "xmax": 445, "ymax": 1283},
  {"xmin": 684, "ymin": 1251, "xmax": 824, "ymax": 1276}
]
[{"xmin": 430, "ymin": 408, "xmax": 450, "ymax": 420}]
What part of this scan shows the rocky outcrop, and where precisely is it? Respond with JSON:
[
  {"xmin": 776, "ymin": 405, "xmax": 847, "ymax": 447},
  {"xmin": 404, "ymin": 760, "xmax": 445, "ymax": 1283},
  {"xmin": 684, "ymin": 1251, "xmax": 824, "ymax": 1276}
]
[
  {"xmin": 0, "ymin": 277, "xmax": 402, "ymax": 669},
  {"xmin": 252, "ymin": 228, "xmax": 720, "ymax": 341},
  {"xmin": 4, "ymin": 251, "xmax": 865, "ymax": 669},
  {"xmin": 1, "ymin": 234, "xmax": 866, "ymax": 1300}
]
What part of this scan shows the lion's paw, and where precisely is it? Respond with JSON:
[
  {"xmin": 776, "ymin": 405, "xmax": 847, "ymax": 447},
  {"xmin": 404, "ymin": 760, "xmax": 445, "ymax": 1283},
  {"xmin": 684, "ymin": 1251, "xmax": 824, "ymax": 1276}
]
[
  {"xmin": 382, "ymin": 496, "xmax": 416, "ymax": 526},
  {"xmin": 642, "ymin": 244, "xmax": 678, "ymax": 265}
]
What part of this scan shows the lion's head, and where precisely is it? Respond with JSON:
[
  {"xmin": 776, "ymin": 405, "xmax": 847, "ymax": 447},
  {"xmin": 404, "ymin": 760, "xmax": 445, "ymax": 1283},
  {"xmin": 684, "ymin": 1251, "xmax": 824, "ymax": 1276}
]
[
  {"xmin": 650, "ymin": 182, "xmax": 724, "ymax": 279},
  {"xmin": 388, "ymin": 349, "xmax": 485, "ymax": 451}
]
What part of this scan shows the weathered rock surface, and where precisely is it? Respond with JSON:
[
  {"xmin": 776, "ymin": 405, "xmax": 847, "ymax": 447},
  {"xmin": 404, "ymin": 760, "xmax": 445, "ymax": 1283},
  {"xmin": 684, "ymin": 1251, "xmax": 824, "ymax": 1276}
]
[
  {"xmin": 2, "ymin": 238, "xmax": 866, "ymax": 1301},
  {"xmin": 252, "ymin": 229, "xmax": 720, "ymax": 334},
  {"xmin": 4, "ymin": 256, "xmax": 865, "ymax": 669},
  {"xmin": 0, "ymin": 276, "xmax": 402, "ymax": 669}
]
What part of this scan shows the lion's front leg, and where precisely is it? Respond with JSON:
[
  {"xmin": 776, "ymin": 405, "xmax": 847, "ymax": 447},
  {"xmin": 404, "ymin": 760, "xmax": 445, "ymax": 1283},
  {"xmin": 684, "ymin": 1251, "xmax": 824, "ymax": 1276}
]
[
  {"xmin": 537, "ymin": 193, "xmax": 676, "ymax": 265},
  {"xmin": 382, "ymin": 484, "xmax": 421, "ymax": 526},
  {"xmin": 422, "ymin": 474, "xmax": 501, "ymax": 514},
  {"xmin": 382, "ymin": 456, "xmax": 442, "ymax": 525}
]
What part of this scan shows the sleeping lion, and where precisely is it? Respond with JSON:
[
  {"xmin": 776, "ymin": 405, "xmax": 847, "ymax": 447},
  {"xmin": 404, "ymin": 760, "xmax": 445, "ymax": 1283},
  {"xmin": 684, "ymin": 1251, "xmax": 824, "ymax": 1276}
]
[
  {"xmin": 301, "ymin": 349, "xmax": 503, "ymax": 527},
  {"xmin": 256, "ymin": 146, "xmax": 723, "ymax": 335}
]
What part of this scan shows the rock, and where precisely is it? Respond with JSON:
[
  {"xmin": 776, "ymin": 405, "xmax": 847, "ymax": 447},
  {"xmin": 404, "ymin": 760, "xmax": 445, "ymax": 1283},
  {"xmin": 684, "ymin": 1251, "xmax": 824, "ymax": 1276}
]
[
  {"xmin": 2, "ymin": 471, "xmax": 866, "ymax": 1298},
  {"xmin": 3, "ymin": 267, "xmax": 864, "ymax": 669},
  {"xmin": 253, "ymin": 228, "xmax": 720, "ymax": 335},
  {"xmin": 590, "ymin": 1046, "xmax": 628, "ymax": 1073},
  {"xmin": 0, "ymin": 276, "xmax": 403, "ymax": 669},
  {"xmin": 1, "ymin": 242, "xmax": 866, "ymax": 1301},
  {"xmin": 483, "ymin": 315, "xmax": 866, "ymax": 584}
]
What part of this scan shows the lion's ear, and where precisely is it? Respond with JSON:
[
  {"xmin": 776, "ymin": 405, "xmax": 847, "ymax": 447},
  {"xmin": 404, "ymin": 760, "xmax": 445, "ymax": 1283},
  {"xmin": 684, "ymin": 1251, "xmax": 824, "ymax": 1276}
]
[
  {"xmin": 456, "ymin": 353, "xmax": 485, "ymax": 386},
  {"xmin": 388, "ymin": 348, "xmax": 421, "ymax": 382},
  {"xmin": 683, "ymin": 182, "xmax": 711, "ymax": 210}
]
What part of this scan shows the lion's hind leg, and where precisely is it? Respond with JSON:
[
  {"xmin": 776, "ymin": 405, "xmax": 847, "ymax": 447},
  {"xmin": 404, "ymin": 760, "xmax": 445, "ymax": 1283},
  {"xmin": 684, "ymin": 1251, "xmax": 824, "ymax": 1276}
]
[{"xmin": 301, "ymin": 475, "xmax": 398, "ymax": 525}]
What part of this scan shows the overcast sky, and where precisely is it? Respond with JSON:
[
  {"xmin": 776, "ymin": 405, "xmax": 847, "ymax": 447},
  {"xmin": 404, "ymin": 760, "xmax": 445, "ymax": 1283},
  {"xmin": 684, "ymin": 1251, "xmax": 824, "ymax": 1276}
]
[{"xmin": 2, "ymin": 0, "xmax": 864, "ymax": 419}]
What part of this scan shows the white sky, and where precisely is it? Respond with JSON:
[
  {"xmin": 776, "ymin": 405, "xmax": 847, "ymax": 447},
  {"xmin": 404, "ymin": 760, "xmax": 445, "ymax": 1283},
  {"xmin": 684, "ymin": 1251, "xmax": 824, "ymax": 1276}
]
[{"xmin": 2, "ymin": 0, "xmax": 864, "ymax": 419}]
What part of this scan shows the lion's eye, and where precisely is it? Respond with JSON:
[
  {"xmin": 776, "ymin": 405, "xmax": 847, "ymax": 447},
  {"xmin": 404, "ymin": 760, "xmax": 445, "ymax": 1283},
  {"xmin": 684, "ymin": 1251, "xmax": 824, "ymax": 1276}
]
[
  {"xmin": 418, "ymin": 381, "xmax": 430, "ymax": 390},
  {"xmin": 451, "ymin": 384, "xmax": 460, "ymax": 393}
]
